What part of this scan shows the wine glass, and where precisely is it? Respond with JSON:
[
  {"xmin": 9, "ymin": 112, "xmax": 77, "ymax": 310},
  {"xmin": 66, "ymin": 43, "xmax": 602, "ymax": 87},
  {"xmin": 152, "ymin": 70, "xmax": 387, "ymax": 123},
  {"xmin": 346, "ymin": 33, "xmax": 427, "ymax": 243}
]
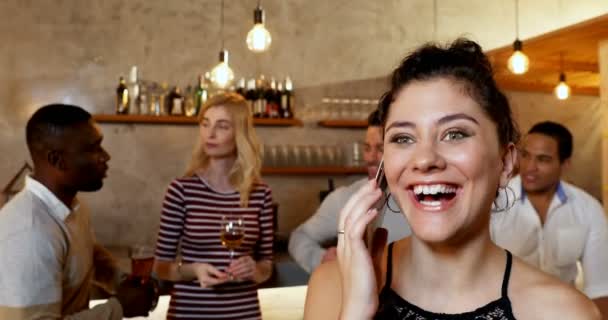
[{"xmin": 220, "ymin": 214, "xmax": 245, "ymax": 279}]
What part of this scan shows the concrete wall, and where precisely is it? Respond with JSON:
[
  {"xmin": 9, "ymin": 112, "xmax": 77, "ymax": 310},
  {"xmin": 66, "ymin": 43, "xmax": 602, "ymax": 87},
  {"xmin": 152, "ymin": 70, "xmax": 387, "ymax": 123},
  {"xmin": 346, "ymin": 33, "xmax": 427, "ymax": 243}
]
[{"xmin": 1, "ymin": 0, "xmax": 606, "ymax": 246}]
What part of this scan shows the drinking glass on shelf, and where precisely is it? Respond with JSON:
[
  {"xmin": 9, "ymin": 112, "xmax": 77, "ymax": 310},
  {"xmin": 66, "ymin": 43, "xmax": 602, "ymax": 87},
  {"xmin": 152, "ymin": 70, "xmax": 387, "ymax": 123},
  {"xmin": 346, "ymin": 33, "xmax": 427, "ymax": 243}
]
[{"xmin": 220, "ymin": 214, "xmax": 245, "ymax": 279}]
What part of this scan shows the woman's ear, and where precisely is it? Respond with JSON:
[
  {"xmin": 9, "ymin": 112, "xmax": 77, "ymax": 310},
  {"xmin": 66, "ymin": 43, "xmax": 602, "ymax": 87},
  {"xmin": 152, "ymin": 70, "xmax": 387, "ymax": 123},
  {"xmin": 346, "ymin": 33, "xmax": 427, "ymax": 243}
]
[{"xmin": 499, "ymin": 143, "xmax": 517, "ymax": 188}]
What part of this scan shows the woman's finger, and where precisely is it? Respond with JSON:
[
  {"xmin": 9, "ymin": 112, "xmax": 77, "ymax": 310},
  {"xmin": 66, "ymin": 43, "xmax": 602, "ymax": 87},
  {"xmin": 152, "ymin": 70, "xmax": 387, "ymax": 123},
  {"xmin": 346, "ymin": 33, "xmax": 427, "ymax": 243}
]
[
  {"xmin": 343, "ymin": 188, "xmax": 382, "ymax": 236},
  {"xmin": 206, "ymin": 265, "xmax": 227, "ymax": 279},
  {"xmin": 349, "ymin": 208, "xmax": 380, "ymax": 241},
  {"xmin": 338, "ymin": 180, "xmax": 377, "ymax": 232}
]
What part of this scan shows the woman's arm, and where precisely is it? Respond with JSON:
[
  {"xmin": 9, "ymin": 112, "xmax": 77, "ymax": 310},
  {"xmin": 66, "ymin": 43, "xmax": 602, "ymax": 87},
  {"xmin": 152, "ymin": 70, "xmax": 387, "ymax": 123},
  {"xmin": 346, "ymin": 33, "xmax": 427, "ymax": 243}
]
[
  {"xmin": 304, "ymin": 260, "xmax": 342, "ymax": 320},
  {"xmin": 254, "ymin": 260, "xmax": 273, "ymax": 284},
  {"xmin": 154, "ymin": 260, "xmax": 228, "ymax": 287}
]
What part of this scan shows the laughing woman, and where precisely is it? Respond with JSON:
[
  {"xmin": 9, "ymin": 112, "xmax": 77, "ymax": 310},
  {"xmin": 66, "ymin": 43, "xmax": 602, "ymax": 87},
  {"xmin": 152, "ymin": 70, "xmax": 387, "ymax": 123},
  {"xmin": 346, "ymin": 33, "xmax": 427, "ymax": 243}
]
[
  {"xmin": 153, "ymin": 93, "xmax": 274, "ymax": 320},
  {"xmin": 304, "ymin": 39, "xmax": 599, "ymax": 319}
]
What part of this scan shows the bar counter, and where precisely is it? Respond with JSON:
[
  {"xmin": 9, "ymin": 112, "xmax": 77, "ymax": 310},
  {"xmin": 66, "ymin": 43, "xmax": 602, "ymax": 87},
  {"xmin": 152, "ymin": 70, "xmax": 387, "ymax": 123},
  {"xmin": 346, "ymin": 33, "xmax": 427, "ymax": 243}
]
[{"xmin": 90, "ymin": 285, "xmax": 307, "ymax": 319}]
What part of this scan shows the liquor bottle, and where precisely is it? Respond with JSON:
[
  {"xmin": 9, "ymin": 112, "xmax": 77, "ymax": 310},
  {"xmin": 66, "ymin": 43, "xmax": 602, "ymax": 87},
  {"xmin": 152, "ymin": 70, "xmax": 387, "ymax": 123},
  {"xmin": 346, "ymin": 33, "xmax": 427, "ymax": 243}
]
[
  {"xmin": 168, "ymin": 87, "xmax": 184, "ymax": 116},
  {"xmin": 138, "ymin": 84, "xmax": 148, "ymax": 115},
  {"xmin": 245, "ymin": 78, "xmax": 257, "ymax": 116},
  {"xmin": 194, "ymin": 75, "xmax": 209, "ymax": 116},
  {"xmin": 255, "ymin": 75, "xmax": 268, "ymax": 118},
  {"xmin": 280, "ymin": 76, "xmax": 294, "ymax": 118},
  {"xmin": 116, "ymin": 76, "xmax": 129, "ymax": 114},
  {"xmin": 184, "ymin": 85, "xmax": 196, "ymax": 117},
  {"xmin": 159, "ymin": 82, "xmax": 170, "ymax": 115},
  {"xmin": 235, "ymin": 78, "xmax": 246, "ymax": 97},
  {"xmin": 127, "ymin": 66, "xmax": 140, "ymax": 114},
  {"xmin": 266, "ymin": 78, "xmax": 280, "ymax": 118}
]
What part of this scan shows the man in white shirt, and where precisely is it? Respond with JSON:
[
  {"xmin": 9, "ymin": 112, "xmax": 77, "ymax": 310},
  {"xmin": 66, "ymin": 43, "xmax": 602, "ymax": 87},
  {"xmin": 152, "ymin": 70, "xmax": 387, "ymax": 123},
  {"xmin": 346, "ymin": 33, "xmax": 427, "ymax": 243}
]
[
  {"xmin": 491, "ymin": 121, "xmax": 608, "ymax": 315},
  {"xmin": 289, "ymin": 110, "xmax": 411, "ymax": 273},
  {"xmin": 0, "ymin": 104, "xmax": 154, "ymax": 319}
]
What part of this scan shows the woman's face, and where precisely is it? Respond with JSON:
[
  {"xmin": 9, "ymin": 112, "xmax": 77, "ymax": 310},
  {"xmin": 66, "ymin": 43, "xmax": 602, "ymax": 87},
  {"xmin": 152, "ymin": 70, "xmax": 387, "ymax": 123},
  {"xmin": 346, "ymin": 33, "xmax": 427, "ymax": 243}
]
[
  {"xmin": 383, "ymin": 78, "xmax": 514, "ymax": 244},
  {"xmin": 200, "ymin": 106, "xmax": 237, "ymax": 158}
]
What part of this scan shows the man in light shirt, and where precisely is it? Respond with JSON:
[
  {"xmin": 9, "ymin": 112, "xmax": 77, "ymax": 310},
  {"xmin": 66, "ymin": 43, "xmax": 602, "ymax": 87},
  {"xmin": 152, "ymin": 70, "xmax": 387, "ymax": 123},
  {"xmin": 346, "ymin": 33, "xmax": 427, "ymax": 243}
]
[
  {"xmin": 491, "ymin": 121, "xmax": 608, "ymax": 316},
  {"xmin": 0, "ymin": 104, "xmax": 154, "ymax": 319},
  {"xmin": 289, "ymin": 110, "xmax": 411, "ymax": 273}
]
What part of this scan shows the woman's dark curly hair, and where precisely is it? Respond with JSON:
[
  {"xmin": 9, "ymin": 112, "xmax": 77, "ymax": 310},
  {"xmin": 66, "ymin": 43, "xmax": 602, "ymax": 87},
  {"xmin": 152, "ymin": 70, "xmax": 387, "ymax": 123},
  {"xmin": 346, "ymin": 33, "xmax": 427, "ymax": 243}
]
[{"xmin": 378, "ymin": 38, "xmax": 519, "ymax": 147}]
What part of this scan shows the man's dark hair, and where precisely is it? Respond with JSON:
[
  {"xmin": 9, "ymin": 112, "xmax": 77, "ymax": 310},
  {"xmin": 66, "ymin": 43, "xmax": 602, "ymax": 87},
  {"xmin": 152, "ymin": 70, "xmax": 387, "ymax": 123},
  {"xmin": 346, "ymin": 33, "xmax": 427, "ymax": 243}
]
[
  {"xmin": 26, "ymin": 104, "xmax": 92, "ymax": 156},
  {"xmin": 367, "ymin": 109, "xmax": 382, "ymax": 127},
  {"xmin": 528, "ymin": 121, "xmax": 573, "ymax": 162}
]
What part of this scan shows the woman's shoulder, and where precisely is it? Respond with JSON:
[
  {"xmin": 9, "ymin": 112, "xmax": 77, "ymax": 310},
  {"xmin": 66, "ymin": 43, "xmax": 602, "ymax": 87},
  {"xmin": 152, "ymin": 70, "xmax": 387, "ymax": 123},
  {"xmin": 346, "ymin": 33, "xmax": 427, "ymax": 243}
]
[
  {"xmin": 304, "ymin": 260, "xmax": 342, "ymax": 320},
  {"xmin": 509, "ymin": 257, "xmax": 600, "ymax": 319},
  {"xmin": 251, "ymin": 181, "xmax": 272, "ymax": 193}
]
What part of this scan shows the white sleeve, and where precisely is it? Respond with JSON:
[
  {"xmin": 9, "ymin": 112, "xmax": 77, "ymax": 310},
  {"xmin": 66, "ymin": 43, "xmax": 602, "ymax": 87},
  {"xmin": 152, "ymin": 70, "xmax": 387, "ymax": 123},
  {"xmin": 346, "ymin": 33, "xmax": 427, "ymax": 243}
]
[
  {"xmin": 0, "ymin": 225, "xmax": 123, "ymax": 320},
  {"xmin": 580, "ymin": 198, "xmax": 608, "ymax": 299},
  {"xmin": 288, "ymin": 187, "xmax": 350, "ymax": 273}
]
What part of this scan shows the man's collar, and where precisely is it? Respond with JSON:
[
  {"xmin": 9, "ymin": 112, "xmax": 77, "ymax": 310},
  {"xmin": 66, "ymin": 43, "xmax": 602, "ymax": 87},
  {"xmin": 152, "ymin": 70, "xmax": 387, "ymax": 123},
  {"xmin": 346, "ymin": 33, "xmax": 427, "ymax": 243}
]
[
  {"xmin": 25, "ymin": 176, "xmax": 79, "ymax": 220},
  {"xmin": 519, "ymin": 177, "xmax": 568, "ymax": 204}
]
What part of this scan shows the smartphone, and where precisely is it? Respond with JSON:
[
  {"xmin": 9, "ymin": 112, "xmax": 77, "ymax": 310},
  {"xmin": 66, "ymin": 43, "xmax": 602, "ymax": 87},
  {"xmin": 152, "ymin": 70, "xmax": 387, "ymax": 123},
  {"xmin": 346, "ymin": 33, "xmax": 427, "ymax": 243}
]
[
  {"xmin": 374, "ymin": 158, "xmax": 388, "ymax": 200},
  {"xmin": 366, "ymin": 158, "xmax": 388, "ymax": 248}
]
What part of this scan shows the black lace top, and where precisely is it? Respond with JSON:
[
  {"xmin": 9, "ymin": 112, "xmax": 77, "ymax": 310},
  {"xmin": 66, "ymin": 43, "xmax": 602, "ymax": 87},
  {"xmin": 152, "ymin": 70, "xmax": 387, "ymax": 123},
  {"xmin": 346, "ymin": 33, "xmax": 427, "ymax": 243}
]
[{"xmin": 374, "ymin": 244, "xmax": 517, "ymax": 320}]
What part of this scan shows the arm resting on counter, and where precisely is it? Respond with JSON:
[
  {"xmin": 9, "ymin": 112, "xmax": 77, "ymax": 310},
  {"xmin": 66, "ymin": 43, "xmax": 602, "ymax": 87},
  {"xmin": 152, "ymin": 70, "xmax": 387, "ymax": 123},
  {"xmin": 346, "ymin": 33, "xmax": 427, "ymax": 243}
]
[
  {"xmin": 92, "ymin": 244, "xmax": 124, "ymax": 294},
  {"xmin": 153, "ymin": 260, "xmax": 189, "ymax": 282}
]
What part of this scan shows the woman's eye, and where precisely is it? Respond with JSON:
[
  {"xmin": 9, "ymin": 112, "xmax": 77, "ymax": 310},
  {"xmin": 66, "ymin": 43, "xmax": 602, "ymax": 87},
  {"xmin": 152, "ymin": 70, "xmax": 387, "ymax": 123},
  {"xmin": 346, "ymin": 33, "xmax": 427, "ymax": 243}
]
[
  {"xmin": 391, "ymin": 135, "xmax": 414, "ymax": 144},
  {"xmin": 443, "ymin": 130, "xmax": 470, "ymax": 141}
]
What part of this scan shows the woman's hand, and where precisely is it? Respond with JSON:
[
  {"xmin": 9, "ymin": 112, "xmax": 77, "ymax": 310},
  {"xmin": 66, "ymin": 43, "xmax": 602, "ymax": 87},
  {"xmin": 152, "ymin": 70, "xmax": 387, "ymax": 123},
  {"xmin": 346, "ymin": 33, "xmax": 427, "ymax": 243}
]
[
  {"xmin": 337, "ymin": 180, "xmax": 383, "ymax": 320},
  {"xmin": 192, "ymin": 263, "xmax": 229, "ymax": 288},
  {"xmin": 227, "ymin": 256, "xmax": 256, "ymax": 280}
]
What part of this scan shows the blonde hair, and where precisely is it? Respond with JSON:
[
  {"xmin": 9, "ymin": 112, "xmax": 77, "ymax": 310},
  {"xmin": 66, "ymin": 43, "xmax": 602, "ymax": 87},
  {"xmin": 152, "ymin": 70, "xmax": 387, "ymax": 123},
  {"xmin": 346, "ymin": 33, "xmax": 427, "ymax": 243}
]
[{"xmin": 184, "ymin": 92, "xmax": 262, "ymax": 207}]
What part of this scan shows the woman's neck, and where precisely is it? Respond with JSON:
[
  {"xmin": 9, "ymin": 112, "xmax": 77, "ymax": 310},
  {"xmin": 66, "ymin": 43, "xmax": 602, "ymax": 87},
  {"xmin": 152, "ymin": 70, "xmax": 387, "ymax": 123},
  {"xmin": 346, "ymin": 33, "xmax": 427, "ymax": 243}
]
[
  {"xmin": 395, "ymin": 228, "xmax": 506, "ymax": 311},
  {"xmin": 199, "ymin": 156, "xmax": 237, "ymax": 192}
]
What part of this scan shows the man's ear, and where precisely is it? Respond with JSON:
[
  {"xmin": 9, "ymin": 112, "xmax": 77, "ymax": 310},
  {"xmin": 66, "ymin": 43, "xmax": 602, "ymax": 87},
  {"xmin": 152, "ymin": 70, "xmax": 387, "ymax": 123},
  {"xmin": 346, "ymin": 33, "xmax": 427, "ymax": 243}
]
[
  {"xmin": 499, "ymin": 143, "xmax": 517, "ymax": 188},
  {"xmin": 47, "ymin": 150, "xmax": 66, "ymax": 170},
  {"xmin": 561, "ymin": 158, "xmax": 571, "ymax": 172}
]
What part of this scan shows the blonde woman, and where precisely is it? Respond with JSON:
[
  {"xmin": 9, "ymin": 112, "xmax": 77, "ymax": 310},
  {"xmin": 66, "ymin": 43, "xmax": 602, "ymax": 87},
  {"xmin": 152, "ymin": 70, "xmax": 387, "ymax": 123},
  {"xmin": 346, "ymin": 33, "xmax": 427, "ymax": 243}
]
[{"xmin": 153, "ymin": 93, "xmax": 274, "ymax": 320}]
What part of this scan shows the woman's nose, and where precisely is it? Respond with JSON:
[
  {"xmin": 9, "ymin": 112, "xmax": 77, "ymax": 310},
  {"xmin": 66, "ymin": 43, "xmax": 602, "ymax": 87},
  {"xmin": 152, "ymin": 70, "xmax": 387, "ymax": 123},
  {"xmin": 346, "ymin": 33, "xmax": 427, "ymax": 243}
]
[{"xmin": 410, "ymin": 142, "xmax": 446, "ymax": 173}]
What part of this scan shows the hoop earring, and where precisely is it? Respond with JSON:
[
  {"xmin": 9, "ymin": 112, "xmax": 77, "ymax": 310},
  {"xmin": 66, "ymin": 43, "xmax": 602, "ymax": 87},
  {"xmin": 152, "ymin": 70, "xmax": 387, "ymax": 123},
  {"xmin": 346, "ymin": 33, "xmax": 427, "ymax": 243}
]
[
  {"xmin": 385, "ymin": 193, "xmax": 400, "ymax": 213},
  {"xmin": 492, "ymin": 185, "xmax": 516, "ymax": 213}
]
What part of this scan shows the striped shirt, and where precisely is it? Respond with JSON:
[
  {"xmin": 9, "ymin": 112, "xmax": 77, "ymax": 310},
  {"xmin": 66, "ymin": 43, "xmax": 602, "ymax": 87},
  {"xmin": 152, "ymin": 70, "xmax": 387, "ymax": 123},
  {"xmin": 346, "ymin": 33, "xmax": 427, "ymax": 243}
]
[{"xmin": 155, "ymin": 176, "xmax": 274, "ymax": 320}]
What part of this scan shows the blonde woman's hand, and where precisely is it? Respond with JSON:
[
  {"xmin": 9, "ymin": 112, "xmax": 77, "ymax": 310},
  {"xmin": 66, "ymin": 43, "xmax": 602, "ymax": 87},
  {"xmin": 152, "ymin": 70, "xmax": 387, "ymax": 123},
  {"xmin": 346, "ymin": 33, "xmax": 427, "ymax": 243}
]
[
  {"xmin": 337, "ymin": 180, "xmax": 383, "ymax": 320},
  {"xmin": 192, "ymin": 263, "xmax": 229, "ymax": 288},
  {"xmin": 227, "ymin": 256, "xmax": 256, "ymax": 280}
]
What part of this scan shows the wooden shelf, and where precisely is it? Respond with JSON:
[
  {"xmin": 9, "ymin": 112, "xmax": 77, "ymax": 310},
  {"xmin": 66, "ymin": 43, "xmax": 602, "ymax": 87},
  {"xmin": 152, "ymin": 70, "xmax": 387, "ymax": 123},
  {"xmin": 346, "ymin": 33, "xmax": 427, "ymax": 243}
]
[
  {"xmin": 261, "ymin": 166, "xmax": 367, "ymax": 175},
  {"xmin": 92, "ymin": 114, "xmax": 302, "ymax": 127},
  {"xmin": 317, "ymin": 119, "xmax": 367, "ymax": 128}
]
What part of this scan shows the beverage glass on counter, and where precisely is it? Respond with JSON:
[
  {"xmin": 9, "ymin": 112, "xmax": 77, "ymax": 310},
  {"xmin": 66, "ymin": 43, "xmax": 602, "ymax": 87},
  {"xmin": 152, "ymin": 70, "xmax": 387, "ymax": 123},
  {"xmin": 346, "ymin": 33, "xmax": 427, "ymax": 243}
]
[{"xmin": 220, "ymin": 214, "xmax": 245, "ymax": 279}]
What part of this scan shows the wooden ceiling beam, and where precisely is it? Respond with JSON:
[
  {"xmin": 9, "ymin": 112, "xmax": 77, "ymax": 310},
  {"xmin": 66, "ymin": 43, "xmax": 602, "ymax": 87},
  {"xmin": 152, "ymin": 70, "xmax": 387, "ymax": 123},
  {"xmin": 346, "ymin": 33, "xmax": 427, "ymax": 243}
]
[{"xmin": 496, "ymin": 78, "xmax": 599, "ymax": 96}]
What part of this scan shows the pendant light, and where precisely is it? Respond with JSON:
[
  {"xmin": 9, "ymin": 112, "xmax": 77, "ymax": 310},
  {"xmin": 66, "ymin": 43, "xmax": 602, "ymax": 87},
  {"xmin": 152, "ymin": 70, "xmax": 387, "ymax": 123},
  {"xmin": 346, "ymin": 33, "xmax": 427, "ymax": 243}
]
[
  {"xmin": 554, "ymin": 52, "xmax": 570, "ymax": 100},
  {"xmin": 246, "ymin": 0, "xmax": 272, "ymax": 52},
  {"xmin": 507, "ymin": 0, "xmax": 529, "ymax": 75},
  {"xmin": 210, "ymin": 0, "xmax": 234, "ymax": 89}
]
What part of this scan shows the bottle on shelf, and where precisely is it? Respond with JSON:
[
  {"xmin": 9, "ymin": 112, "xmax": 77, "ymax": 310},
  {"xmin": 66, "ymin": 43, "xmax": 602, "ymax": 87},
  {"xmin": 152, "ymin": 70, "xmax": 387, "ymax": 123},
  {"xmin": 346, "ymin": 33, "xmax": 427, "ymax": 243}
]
[
  {"xmin": 138, "ymin": 84, "xmax": 149, "ymax": 115},
  {"xmin": 235, "ymin": 78, "xmax": 246, "ymax": 98},
  {"xmin": 280, "ymin": 76, "xmax": 294, "ymax": 118},
  {"xmin": 116, "ymin": 76, "xmax": 129, "ymax": 114},
  {"xmin": 254, "ymin": 75, "xmax": 268, "ymax": 118},
  {"xmin": 127, "ymin": 66, "xmax": 140, "ymax": 114},
  {"xmin": 194, "ymin": 74, "xmax": 210, "ymax": 116},
  {"xmin": 245, "ymin": 78, "xmax": 257, "ymax": 116},
  {"xmin": 184, "ymin": 85, "xmax": 196, "ymax": 117},
  {"xmin": 266, "ymin": 78, "xmax": 280, "ymax": 118},
  {"xmin": 168, "ymin": 87, "xmax": 184, "ymax": 116},
  {"xmin": 159, "ymin": 82, "xmax": 170, "ymax": 115}
]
